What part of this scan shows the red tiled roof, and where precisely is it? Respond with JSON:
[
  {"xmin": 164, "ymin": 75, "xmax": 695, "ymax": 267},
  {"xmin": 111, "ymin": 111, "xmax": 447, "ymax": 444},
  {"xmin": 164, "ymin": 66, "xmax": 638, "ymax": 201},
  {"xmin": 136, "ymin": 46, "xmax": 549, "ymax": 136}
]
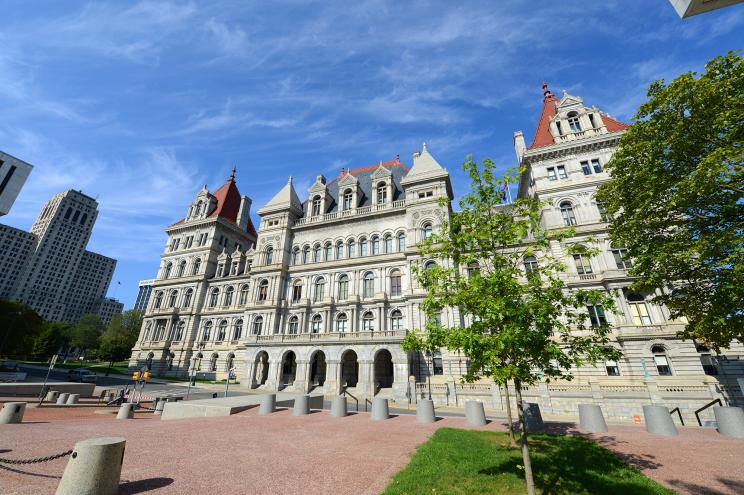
[
  {"xmin": 602, "ymin": 114, "xmax": 631, "ymax": 133},
  {"xmin": 328, "ymin": 157, "xmax": 409, "ymax": 186},
  {"xmin": 528, "ymin": 82, "xmax": 561, "ymax": 150}
]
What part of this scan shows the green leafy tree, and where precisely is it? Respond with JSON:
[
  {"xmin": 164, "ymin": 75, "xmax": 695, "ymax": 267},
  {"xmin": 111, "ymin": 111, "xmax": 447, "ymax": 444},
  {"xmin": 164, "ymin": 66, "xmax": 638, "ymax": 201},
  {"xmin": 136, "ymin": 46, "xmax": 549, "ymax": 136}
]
[
  {"xmin": 0, "ymin": 299, "xmax": 44, "ymax": 358},
  {"xmin": 411, "ymin": 157, "xmax": 620, "ymax": 495},
  {"xmin": 32, "ymin": 322, "xmax": 73, "ymax": 360},
  {"xmin": 98, "ymin": 310, "xmax": 142, "ymax": 375},
  {"xmin": 71, "ymin": 314, "xmax": 104, "ymax": 358},
  {"xmin": 596, "ymin": 52, "xmax": 743, "ymax": 350}
]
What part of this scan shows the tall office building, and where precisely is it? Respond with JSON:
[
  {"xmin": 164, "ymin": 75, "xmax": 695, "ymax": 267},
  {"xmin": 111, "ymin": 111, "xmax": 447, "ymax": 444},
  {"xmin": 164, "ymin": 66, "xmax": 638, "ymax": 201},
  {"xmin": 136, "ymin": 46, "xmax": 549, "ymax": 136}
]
[
  {"xmin": 0, "ymin": 151, "xmax": 33, "ymax": 217},
  {"xmin": 133, "ymin": 279, "xmax": 156, "ymax": 313}
]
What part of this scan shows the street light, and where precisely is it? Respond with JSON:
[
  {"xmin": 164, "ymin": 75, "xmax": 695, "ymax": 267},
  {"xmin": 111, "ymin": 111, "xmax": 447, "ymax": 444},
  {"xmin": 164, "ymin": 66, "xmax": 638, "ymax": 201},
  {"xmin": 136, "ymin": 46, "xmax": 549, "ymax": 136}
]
[{"xmin": 425, "ymin": 349, "xmax": 433, "ymax": 401}]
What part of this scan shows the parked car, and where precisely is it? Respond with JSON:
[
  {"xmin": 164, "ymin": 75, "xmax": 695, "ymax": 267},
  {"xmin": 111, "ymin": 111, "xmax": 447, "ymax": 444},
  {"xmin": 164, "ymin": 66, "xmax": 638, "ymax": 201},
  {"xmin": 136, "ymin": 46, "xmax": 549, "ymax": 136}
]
[{"xmin": 68, "ymin": 368, "xmax": 97, "ymax": 383}]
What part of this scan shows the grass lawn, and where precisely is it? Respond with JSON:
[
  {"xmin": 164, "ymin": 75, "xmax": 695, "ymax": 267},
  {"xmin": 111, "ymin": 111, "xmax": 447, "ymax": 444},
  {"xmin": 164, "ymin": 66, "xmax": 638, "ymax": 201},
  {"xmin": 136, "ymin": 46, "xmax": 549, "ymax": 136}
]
[{"xmin": 383, "ymin": 428, "xmax": 675, "ymax": 495}]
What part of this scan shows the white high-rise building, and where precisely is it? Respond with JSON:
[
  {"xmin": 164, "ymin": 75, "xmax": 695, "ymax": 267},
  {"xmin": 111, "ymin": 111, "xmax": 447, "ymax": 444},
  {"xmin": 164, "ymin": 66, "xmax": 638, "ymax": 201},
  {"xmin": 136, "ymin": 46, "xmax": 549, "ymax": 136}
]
[{"xmin": 0, "ymin": 151, "xmax": 33, "ymax": 217}]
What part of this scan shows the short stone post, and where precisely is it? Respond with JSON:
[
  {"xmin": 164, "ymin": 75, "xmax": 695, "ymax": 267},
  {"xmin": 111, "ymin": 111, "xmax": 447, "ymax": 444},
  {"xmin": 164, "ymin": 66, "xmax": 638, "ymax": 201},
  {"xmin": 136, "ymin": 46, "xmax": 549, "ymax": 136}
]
[
  {"xmin": 259, "ymin": 393, "xmax": 276, "ymax": 415},
  {"xmin": 643, "ymin": 405, "xmax": 678, "ymax": 436},
  {"xmin": 153, "ymin": 400, "xmax": 166, "ymax": 416},
  {"xmin": 46, "ymin": 390, "xmax": 60, "ymax": 402},
  {"xmin": 293, "ymin": 395, "xmax": 310, "ymax": 416},
  {"xmin": 57, "ymin": 393, "xmax": 70, "ymax": 405},
  {"xmin": 416, "ymin": 399, "xmax": 436, "ymax": 423},
  {"xmin": 0, "ymin": 402, "xmax": 26, "ymax": 424},
  {"xmin": 331, "ymin": 396, "xmax": 347, "ymax": 417},
  {"xmin": 371, "ymin": 397, "xmax": 389, "ymax": 420},
  {"xmin": 524, "ymin": 402, "xmax": 543, "ymax": 432},
  {"xmin": 116, "ymin": 403, "xmax": 134, "ymax": 420},
  {"xmin": 55, "ymin": 437, "xmax": 126, "ymax": 495},
  {"xmin": 465, "ymin": 400, "xmax": 487, "ymax": 426},
  {"xmin": 713, "ymin": 406, "xmax": 744, "ymax": 439},
  {"xmin": 578, "ymin": 404, "xmax": 608, "ymax": 433},
  {"xmin": 66, "ymin": 394, "xmax": 80, "ymax": 405}
]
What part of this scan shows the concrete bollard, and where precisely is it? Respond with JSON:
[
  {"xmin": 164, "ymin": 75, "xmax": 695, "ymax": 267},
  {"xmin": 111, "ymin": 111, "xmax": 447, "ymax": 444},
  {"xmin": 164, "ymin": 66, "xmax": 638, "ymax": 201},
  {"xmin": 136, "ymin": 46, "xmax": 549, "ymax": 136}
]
[
  {"xmin": 116, "ymin": 403, "xmax": 134, "ymax": 420},
  {"xmin": 55, "ymin": 437, "xmax": 126, "ymax": 495},
  {"xmin": 57, "ymin": 393, "xmax": 70, "ymax": 405},
  {"xmin": 465, "ymin": 400, "xmax": 487, "ymax": 426},
  {"xmin": 713, "ymin": 406, "xmax": 744, "ymax": 439},
  {"xmin": 643, "ymin": 405, "xmax": 678, "ymax": 436},
  {"xmin": 293, "ymin": 395, "xmax": 310, "ymax": 416},
  {"xmin": 66, "ymin": 394, "xmax": 80, "ymax": 405},
  {"xmin": 578, "ymin": 404, "xmax": 608, "ymax": 433},
  {"xmin": 154, "ymin": 400, "xmax": 166, "ymax": 416},
  {"xmin": 416, "ymin": 399, "xmax": 436, "ymax": 424},
  {"xmin": 524, "ymin": 403, "xmax": 543, "ymax": 432},
  {"xmin": 259, "ymin": 393, "xmax": 276, "ymax": 415},
  {"xmin": 46, "ymin": 390, "xmax": 60, "ymax": 403},
  {"xmin": 331, "ymin": 396, "xmax": 347, "ymax": 417},
  {"xmin": 371, "ymin": 397, "xmax": 389, "ymax": 421},
  {"xmin": 0, "ymin": 402, "xmax": 26, "ymax": 424}
]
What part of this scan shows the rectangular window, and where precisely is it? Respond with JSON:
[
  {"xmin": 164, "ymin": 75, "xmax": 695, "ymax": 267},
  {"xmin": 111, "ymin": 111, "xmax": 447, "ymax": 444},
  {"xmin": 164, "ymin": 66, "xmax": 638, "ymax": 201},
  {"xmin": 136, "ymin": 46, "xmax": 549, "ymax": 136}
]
[
  {"xmin": 292, "ymin": 285, "xmax": 302, "ymax": 302},
  {"xmin": 587, "ymin": 305, "xmax": 607, "ymax": 327},
  {"xmin": 573, "ymin": 254, "xmax": 593, "ymax": 275},
  {"xmin": 629, "ymin": 302, "xmax": 652, "ymax": 325},
  {"xmin": 605, "ymin": 360, "xmax": 620, "ymax": 376},
  {"xmin": 432, "ymin": 352, "xmax": 444, "ymax": 375},
  {"xmin": 547, "ymin": 167, "xmax": 557, "ymax": 181},
  {"xmin": 612, "ymin": 248, "xmax": 632, "ymax": 270},
  {"xmin": 591, "ymin": 158, "xmax": 602, "ymax": 173},
  {"xmin": 557, "ymin": 165, "xmax": 567, "ymax": 179},
  {"xmin": 391, "ymin": 275, "xmax": 402, "ymax": 297},
  {"xmin": 700, "ymin": 354, "xmax": 718, "ymax": 375},
  {"xmin": 580, "ymin": 160, "xmax": 591, "ymax": 175}
]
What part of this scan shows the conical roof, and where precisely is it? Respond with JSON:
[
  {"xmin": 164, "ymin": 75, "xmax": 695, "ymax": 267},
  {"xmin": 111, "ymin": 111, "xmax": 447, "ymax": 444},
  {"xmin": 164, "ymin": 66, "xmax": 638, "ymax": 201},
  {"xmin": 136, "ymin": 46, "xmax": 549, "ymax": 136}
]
[{"xmin": 259, "ymin": 176, "xmax": 303, "ymax": 214}]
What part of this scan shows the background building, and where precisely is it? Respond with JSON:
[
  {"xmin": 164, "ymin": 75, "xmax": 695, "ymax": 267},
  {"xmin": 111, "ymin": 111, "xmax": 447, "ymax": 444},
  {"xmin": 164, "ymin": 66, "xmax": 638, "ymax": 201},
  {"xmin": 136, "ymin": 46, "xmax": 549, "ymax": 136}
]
[
  {"xmin": 0, "ymin": 151, "xmax": 33, "ymax": 217},
  {"xmin": 133, "ymin": 279, "xmax": 155, "ymax": 313},
  {"xmin": 93, "ymin": 297, "xmax": 125, "ymax": 327},
  {"xmin": 0, "ymin": 189, "xmax": 119, "ymax": 323}
]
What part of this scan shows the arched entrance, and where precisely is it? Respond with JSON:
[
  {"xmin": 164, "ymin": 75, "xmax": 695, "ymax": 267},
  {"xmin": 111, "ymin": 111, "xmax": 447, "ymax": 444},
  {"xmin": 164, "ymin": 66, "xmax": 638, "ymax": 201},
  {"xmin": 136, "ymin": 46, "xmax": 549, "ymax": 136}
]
[
  {"xmin": 340, "ymin": 350, "xmax": 359, "ymax": 388},
  {"xmin": 254, "ymin": 351, "xmax": 269, "ymax": 387},
  {"xmin": 280, "ymin": 351, "xmax": 297, "ymax": 389},
  {"xmin": 374, "ymin": 349, "xmax": 394, "ymax": 391},
  {"xmin": 309, "ymin": 351, "xmax": 327, "ymax": 388}
]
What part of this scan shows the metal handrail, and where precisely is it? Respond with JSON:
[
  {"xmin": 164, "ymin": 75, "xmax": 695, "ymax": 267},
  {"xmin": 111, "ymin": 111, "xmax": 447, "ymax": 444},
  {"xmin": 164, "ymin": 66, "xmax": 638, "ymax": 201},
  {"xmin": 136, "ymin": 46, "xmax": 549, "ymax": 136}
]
[
  {"xmin": 694, "ymin": 398, "xmax": 722, "ymax": 426},
  {"xmin": 669, "ymin": 407, "xmax": 684, "ymax": 426},
  {"xmin": 342, "ymin": 388, "xmax": 360, "ymax": 412}
]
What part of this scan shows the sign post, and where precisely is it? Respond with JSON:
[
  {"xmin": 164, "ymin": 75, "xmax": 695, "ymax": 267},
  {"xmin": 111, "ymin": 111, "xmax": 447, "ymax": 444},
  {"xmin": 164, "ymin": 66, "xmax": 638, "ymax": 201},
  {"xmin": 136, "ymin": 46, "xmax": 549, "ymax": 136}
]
[
  {"xmin": 224, "ymin": 368, "xmax": 235, "ymax": 398},
  {"xmin": 37, "ymin": 354, "xmax": 58, "ymax": 405}
]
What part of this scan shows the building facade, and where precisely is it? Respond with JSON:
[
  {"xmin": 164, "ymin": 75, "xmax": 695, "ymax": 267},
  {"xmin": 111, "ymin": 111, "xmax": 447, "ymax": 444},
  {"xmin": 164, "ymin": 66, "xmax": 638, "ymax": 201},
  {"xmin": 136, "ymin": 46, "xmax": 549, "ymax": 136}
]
[
  {"xmin": 0, "ymin": 151, "xmax": 33, "ymax": 217},
  {"xmin": 133, "ymin": 279, "xmax": 156, "ymax": 313},
  {"xmin": 130, "ymin": 86, "xmax": 743, "ymax": 422},
  {"xmin": 0, "ymin": 189, "xmax": 119, "ymax": 323}
]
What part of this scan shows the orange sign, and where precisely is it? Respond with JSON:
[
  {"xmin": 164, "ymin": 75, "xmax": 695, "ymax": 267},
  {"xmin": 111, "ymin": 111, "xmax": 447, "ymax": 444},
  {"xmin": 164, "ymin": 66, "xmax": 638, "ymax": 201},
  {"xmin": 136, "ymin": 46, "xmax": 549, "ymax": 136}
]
[{"xmin": 633, "ymin": 415, "xmax": 641, "ymax": 424}]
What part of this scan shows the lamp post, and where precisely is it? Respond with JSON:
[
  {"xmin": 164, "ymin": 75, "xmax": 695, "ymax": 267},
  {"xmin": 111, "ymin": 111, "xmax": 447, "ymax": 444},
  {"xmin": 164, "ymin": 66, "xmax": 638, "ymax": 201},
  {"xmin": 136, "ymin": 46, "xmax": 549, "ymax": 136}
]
[
  {"xmin": 186, "ymin": 343, "xmax": 205, "ymax": 399},
  {"xmin": 425, "ymin": 349, "xmax": 433, "ymax": 401}
]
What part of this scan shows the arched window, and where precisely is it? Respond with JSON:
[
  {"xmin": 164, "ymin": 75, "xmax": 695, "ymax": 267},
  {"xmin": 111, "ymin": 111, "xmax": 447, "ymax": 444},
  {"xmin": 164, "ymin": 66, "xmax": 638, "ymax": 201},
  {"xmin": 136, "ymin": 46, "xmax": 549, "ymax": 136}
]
[
  {"xmin": 560, "ymin": 201, "xmax": 577, "ymax": 226},
  {"xmin": 424, "ymin": 260, "xmax": 437, "ymax": 271},
  {"xmin": 177, "ymin": 260, "xmax": 186, "ymax": 277},
  {"xmin": 374, "ymin": 182, "xmax": 386, "ymax": 205},
  {"xmin": 384, "ymin": 234, "xmax": 393, "ymax": 253},
  {"xmin": 174, "ymin": 321, "xmax": 185, "ymax": 341},
  {"xmin": 391, "ymin": 309, "xmax": 404, "ymax": 331},
  {"xmin": 154, "ymin": 291, "xmax": 163, "ymax": 309},
  {"xmin": 258, "ymin": 280, "xmax": 269, "ymax": 302},
  {"xmin": 313, "ymin": 277, "xmax": 325, "ymax": 302},
  {"xmin": 143, "ymin": 322, "xmax": 152, "ymax": 341},
  {"xmin": 252, "ymin": 316, "xmax": 264, "ymax": 335},
  {"xmin": 337, "ymin": 274, "xmax": 349, "ymax": 300},
  {"xmin": 210, "ymin": 353, "xmax": 218, "ymax": 372},
  {"xmin": 302, "ymin": 246, "xmax": 310, "ymax": 264},
  {"xmin": 567, "ymin": 111, "xmax": 582, "ymax": 132},
  {"xmin": 343, "ymin": 189, "xmax": 353, "ymax": 210},
  {"xmin": 311, "ymin": 195, "xmax": 322, "ymax": 217},
  {"xmin": 422, "ymin": 222, "xmax": 433, "ymax": 240},
  {"xmin": 397, "ymin": 232, "xmax": 406, "ymax": 252},
  {"xmin": 359, "ymin": 237, "xmax": 368, "ymax": 256},
  {"xmin": 224, "ymin": 286, "xmax": 234, "ymax": 307},
  {"xmin": 239, "ymin": 284, "xmax": 250, "ymax": 305},
  {"xmin": 611, "ymin": 245, "xmax": 632, "ymax": 270},
  {"xmin": 466, "ymin": 262, "xmax": 480, "ymax": 278},
  {"xmin": 362, "ymin": 311, "xmax": 375, "ymax": 332},
  {"xmin": 651, "ymin": 345, "xmax": 672, "ymax": 376},
  {"xmin": 390, "ymin": 270, "xmax": 402, "ymax": 297},
  {"xmin": 202, "ymin": 321, "xmax": 213, "ymax": 341},
  {"xmin": 288, "ymin": 316, "xmax": 299, "ymax": 335},
  {"xmin": 311, "ymin": 314, "xmax": 322, "ymax": 334},
  {"xmin": 371, "ymin": 236, "xmax": 380, "ymax": 255},
  {"xmin": 523, "ymin": 256, "xmax": 538, "ymax": 275},
  {"xmin": 209, "ymin": 288, "xmax": 219, "ymax": 307},
  {"xmin": 291, "ymin": 280, "xmax": 303, "ymax": 302},
  {"xmin": 265, "ymin": 247, "xmax": 274, "ymax": 265},
  {"xmin": 292, "ymin": 247, "xmax": 300, "ymax": 265},
  {"xmin": 164, "ymin": 263, "xmax": 173, "ymax": 278},
  {"xmin": 217, "ymin": 320, "xmax": 227, "ymax": 341},
  {"xmin": 192, "ymin": 258, "xmax": 201, "ymax": 275},
  {"xmin": 347, "ymin": 240, "xmax": 356, "ymax": 258},
  {"xmin": 324, "ymin": 243, "xmax": 333, "ymax": 261},
  {"xmin": 182, "ymin": 288, "xmax": 193, "ymax": 308},
  {"xmin": 226, "ymin": 353, "xmax": 235, "ymax": 373},
  {"xmin": 336, "ymin": 241, "xmax": 344, "ymax": 259},
  {"xmin": 363, "ymin": 272, "xmax": 374, "ymax": 298},
  {"xmin": 313, "ymin": 244, "xmax": 321, "ymax": 262},
  {"xmin": 168, "ymin": 290, "xmax": 178, "ymax": 308},
  {"xmin": 233, "ymin": 319, "xmax": 243, "ymax": 340},
  {"xmin": 336, "ymin": 313, "xmax": 348, "ymax": 332}
]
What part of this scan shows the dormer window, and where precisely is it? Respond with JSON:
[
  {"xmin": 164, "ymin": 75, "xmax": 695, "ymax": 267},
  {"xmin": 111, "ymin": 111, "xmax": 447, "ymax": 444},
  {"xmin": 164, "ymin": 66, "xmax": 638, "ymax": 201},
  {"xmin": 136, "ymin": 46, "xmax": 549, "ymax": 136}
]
[
  {"xmin": 556, "ymin": 121, "xmax": 563, "ymax": 136},
  {"xmin": 567, "ymin": 111, "xmax": 582, "ymax": 132},
  {"xmin": 311, "ymin": 196, "xmax": 322, "ymax": 217},
  {"xmin": 343, "ymin": 189, "xmax": 353, "ymax": 210},
  {"xmin": 377, "ymin": 182, "xmax": 387, "ymax": 205},
  {"xmin": 588, "ymin": 113, "xmax": 597, "ymax": 128}
]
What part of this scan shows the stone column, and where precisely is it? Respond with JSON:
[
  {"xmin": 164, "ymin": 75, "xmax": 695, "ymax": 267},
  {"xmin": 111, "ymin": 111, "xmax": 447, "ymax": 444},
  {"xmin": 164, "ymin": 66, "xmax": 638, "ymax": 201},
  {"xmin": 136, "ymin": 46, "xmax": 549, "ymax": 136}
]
[
  {"xmin": 392, "ymin": 358, "xmax": 409, "ymax": 402},
  {"xmin": 264, "ymin": 358, "xmax": 281, "ymax": 391},
  {"xmin": 325, "ymin": 360, "xmax": 340, "ymax": 395},
  {"xmin": 358, "ymin": 359, "xmax": 373, "ymax": 398},
  {"xmin": 296, "ymin": 360, "xmax": 310, "ymax": 393}
]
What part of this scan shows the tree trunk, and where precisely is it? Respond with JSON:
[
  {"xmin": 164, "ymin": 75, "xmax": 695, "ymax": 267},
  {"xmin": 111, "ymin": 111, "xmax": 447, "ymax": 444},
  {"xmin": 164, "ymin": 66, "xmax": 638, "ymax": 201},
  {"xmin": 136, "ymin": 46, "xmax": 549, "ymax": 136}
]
[
  {"xmin": 514, "ymin": 378, "xmax": 536, "ymax": 495},
  {"xmin": 106, "ymin": 361, "xmax": 113, "ymax": 377},
  {"xmin": 503, "ymin": 381, "xmax": 516, "ymax": 446}
]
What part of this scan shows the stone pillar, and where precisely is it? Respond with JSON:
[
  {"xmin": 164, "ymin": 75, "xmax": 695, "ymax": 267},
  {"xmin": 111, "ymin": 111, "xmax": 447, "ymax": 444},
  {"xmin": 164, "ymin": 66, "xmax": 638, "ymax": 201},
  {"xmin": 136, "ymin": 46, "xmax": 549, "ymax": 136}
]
[
  {"xmin": 392, "ymin": 358, "xmax": 409, "ymax": 402},
  {"xmin": 0, "ymin": 402, "xmax": 25, "ymax": 424},
  {"xmin": 325, "ymin": 360, "xmax": 340, "ymax": 396},
  {"xmin": 293, "ymin": 395, "xmax": 310, "ymax": 416},
  {"xmin": 296, "ymin": 360, "xmax": 310, "ymax": 394},
  {"xmin": 331, "ymin": 396, "xmax": 347, "ymax": 417},
  {"xmin": 264, "ymin": 358, "xmax": 281, "ymax": 391},
  {"xmin": 358, "ymin": 359, "xmax": 373, "ymax": 399}
]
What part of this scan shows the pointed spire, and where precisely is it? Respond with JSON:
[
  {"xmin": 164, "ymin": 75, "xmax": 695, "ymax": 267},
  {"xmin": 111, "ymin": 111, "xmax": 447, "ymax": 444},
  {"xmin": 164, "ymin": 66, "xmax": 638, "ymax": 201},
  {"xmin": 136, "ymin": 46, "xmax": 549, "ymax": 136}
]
[
  {"xmin": 404, "ymin": 142, "xmax": 446, "ymax": 179},
  {"xmin": 259, "ymin": 175, "xmax": 302, "ymax": 214},
  {"xmin": 230, "ymin": 166, "xmax": 236, "ymax": 181}
]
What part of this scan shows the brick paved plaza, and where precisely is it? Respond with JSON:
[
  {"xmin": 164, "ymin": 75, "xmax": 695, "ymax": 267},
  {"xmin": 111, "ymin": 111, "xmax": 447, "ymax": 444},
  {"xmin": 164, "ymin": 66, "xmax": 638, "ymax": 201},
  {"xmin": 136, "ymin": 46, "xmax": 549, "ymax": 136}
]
[{"xmin": 1, "ymin": 402, "xmax": 743, "ymax": 495}]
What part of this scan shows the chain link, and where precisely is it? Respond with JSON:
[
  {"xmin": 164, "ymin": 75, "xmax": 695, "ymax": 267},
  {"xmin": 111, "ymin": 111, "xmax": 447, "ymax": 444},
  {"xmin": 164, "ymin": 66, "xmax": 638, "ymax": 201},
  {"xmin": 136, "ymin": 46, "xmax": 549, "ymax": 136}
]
[{"xmin": 0, "ymin": 449, "xmax": 73, "ymax": 465}]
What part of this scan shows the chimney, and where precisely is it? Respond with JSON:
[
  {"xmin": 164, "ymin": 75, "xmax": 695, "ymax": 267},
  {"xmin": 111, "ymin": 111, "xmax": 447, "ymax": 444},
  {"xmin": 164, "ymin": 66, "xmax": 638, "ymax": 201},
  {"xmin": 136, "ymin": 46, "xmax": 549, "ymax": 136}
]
[
  {"xmin": 237, "ymin": 195, "xmax": 252, "ymax": 232},
  {"xmin": 513, "ymin": 130, "xmax": 526, "ymax": 163}
]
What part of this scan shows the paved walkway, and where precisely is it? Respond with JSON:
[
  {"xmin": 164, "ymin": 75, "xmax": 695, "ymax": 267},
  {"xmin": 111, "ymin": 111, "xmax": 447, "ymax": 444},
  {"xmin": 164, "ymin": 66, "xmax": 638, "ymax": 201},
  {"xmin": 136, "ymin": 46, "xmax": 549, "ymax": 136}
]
[{"xmin": 1, "ymin": 403, "xmax": 743, "ymax": 494}]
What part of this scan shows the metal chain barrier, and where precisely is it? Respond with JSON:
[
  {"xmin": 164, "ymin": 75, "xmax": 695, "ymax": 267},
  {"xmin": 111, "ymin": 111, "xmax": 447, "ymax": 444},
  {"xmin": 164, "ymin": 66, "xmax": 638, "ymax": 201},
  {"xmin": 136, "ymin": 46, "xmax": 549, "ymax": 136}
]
[{"xmin": 0, "ymin": 449, "xmax": 73, "ymax": 465}]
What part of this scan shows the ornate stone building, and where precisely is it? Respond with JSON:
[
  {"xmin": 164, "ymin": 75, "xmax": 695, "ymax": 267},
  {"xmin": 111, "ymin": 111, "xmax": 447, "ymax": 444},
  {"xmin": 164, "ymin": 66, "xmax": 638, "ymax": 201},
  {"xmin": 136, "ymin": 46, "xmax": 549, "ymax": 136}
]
[{"xmin": 130, "ymin": 85, "xmax": 743, "ymax": 421}]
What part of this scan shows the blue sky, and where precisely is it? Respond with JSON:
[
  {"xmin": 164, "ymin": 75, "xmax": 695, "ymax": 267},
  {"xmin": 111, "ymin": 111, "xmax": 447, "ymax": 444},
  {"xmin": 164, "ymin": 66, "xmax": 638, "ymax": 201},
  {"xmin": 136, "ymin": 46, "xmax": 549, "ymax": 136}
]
[{"xmin": 1, "ymin": 1, "xmax": 742, "ymax": 309}]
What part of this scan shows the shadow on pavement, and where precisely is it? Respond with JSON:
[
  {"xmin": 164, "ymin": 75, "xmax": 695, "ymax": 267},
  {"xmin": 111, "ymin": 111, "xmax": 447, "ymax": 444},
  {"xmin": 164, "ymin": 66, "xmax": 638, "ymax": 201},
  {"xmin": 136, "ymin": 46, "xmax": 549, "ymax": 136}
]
[{"xmin": 119, "ymin": 477, "xmax": 175, "ymax": 494}]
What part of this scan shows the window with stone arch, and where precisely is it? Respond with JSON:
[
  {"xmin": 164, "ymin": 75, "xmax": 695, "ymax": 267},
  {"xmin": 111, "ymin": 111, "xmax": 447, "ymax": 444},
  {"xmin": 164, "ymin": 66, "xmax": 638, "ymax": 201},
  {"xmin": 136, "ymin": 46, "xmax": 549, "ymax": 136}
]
[
  {"xmin": 153, "ymin": 291, "xmax": 163, "ymax": 309},
  {"xmin": 390, "ymin": 269, "xmax": 402, "ymax": 297},
  {"xmin": 362, "ymin": 311, "xmax": 375, "ymax": 332},
  {"xmin": 252, "ymin": 316, "xmax": 264, "ymax": 335},
  {"xmin": 371, "ymin": 235, "xmax": 380, "ymax": 255},
  {"xmin": 651, "ymin": 344, "xmax": 672, "ymax": 376},
  {"xmin": 209, "ymin": 288, "xmax": 219, "ymax": 307},
  {"xmin": 567, "ymin": 111, "xmax": 582, "ymax": 132},
  {"xmin": 523, "ymin": 255, "xmax": 538, "ymax": 275},
  {"xmin": 324, "ymin": 242, "xmax": 333, "ymax": 261},
  {"xmin": 210, "ymin": 353, "xmax": 218, "ymax": 372},
  {"xmin": 313, "ymin": 244, "xmax": 322, "ymax": 263},
  {"xmin": 397, "ymin": 231, "xmax": 406, "ymax": 252},
  {"xmin": 174, "ymin": 320, "xmax": 185, "ymax": 341},
  {"xmin": 363, "ymin": 271, "xmax": 374, "ymax": 298},
  {"xmin": 234, "ymin": 319, "xmax": 243, "ymax": 340},
  {"xmin": 560, "ymin": 200, "xmax": 577, "ymax": 226},
  {"xmin": 313, "ymin": 277, "xmax": 325, "ymax": 302},
  {"xmin": 164, "ymin": 262, "xmax": 173, "ymax": 279},
  {"xmin": 422, "ymin": 222, "xmax": 433, "ymax": 240},
  {"xmin": 292, "ymin": 247, "xmax": 300, "ymax": 265},
  {"xmin": 143, "ymin": 321, "xmax": 152, "ymax": 341},
  {"xmin": 291, "ymin": 280, "xmax": 303, "ymax": 303},
  {"xmin": 302, "ymin": 245, "xmax": 310, "ymax": 264},
  {"xmin": 257, "ymin": 280, "xmax": 269, "ymax": 302},
  {"xmin": 223, "ymin": 286, "xmax": 234, "ymax": 307},
  {"xmin": 377, "ymin": 181, "xmax": 387, "ymax": 204},
  {"xmin": 192, "ymin": 258, "xmax": 201, "ymax": 275},
  {"xmin": 202, "ymin": 321, "xmax": 213, "ymax": 341},
  {"xmin": 177, "ymin": 260, "xmax": 186, "ymax": 277},
  {"xmin": 384, "ymin": 234, "xmax": 393, "ymax": 253},
  {"xmin": 265, "ymin": 246, "xmax": 274, "ymax": 265},
  {"xmin": 239, "ymin": 284, "xmax": 250, "ymax": 305},
  {"xmin": 336, "ymin": 312, "xmax": 348, "ymax": 332},
  {"xmin": 359, "ymin": 237, "xmax": 368, "ymax": 256},
  {"xmin": 183, "ymin": 289, "xmax": 192, "ymax": 308},
  {"xmin": 217, "ymin": 320, "xmax": 228, "ymax": 341},
  {"xmin": 347, "ymin": 239, "xmax": 356, "ymax": 258},
  {"xmin": 168, "ymin": 290, "xmax": 178, "ymax": 308},
  {"xmin": 390, "ymin": 309, "xmax": 404, "ymax": 331},
  {"xmin": 343, "ymin": 188, "xmax": 353, "ymax": 210},
  {"xmin": 336, "ymin": 241, "xmax": 344, "ymax": 259},
  {"xmin": 337, "ymin": 274, "xmax": 349, "ymax": 300},
  {"xmin": 311, "ymin": 195, "xmax": 322, "ymax": 217},
  {"xmin": 288, "ymin": 316, "xmax": 299, "ymax": 335},
  {"xmin": 311, "ymin": 314, "xmax": 322, "ymax": 334}
]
